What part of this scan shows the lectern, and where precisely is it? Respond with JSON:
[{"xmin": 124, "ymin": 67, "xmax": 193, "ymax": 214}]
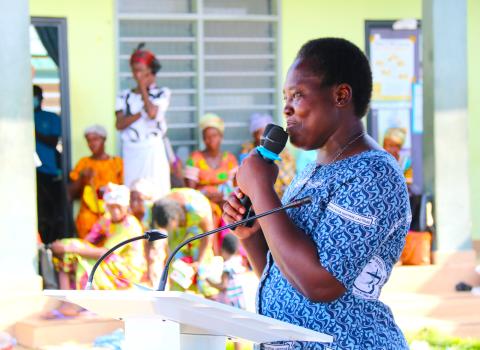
[{"xmin": 45, "ymin": 290, "xmax": 333, "ymax": 350}]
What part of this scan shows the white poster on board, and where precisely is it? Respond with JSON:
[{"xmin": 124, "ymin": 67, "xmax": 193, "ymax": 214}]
[{"xmin": 370, "ymin": 34, "xmax": 416, "ymax": 103}]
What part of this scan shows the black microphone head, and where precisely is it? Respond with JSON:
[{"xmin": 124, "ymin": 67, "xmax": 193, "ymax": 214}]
[
  {"xmin": 263, "ymin": 124, "xmax": 288, "ymax": 155},
  {"xmin": 260, "ymin": 123, "xmax": 275, "ymax": 146},
  {"xmin": 145, "ymin": 229, "xmax": 168, "ymax": 242}
]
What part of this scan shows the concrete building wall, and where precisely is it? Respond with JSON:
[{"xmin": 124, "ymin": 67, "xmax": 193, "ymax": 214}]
[
  {"xmin": 0, "ymin": 0, "xmax": 38, "ymax": 282},
  {"xmin": 0, "ymin": 0, "xmax": 44, "ymax": 331},
  {"xmin": 468, "ymin": 0, "xmax": 480, "ymax": 240}
]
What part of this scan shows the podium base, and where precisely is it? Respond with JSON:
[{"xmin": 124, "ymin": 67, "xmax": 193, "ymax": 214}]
[
  {"xmin": 182, "ymin": 333, "xmax": 226, "ymax": 350},
  {"xmin": 124, "ymin": 318, "xmax": 226, "ymax": 350}
]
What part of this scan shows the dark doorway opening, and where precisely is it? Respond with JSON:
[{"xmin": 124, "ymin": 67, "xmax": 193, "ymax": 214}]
[{"xmin": 31, "ymin": 17, "xmax": 74, "ymax": 242}]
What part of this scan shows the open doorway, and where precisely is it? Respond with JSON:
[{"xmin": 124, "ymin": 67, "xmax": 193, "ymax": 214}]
[{"xmin": 30, "ymin": 17, "xmax": 73, "ymax": 242}]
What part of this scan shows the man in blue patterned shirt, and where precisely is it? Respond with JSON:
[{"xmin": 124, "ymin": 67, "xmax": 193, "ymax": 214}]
[{"xmin": 223, "ymin": 38, "xmax": 411, "ymax": 349}]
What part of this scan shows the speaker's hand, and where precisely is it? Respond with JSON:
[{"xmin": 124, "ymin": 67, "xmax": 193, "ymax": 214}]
[
  {"xmin": 222, "ymin": 189, "xmax": 261, "ymax": 239},
  {"xmin": 235, "ymin": 152, "xmax": 278, "ymax": 198}
]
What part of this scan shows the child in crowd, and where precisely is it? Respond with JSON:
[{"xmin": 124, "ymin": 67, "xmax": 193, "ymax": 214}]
[
  {"xmin": 207, "ymin": 234, "xmax": 246, "ymax": 309},
  {"xmin": 129, "ymin": 178, "xmax": 155, "ymax": 230},
  {"xmin": 128, "ymin": 178, "xmax": 167, "ymax": 287}
]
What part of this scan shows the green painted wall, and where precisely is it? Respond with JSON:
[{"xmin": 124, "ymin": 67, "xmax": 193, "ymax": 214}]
[
  {"xmin": 280, "ymin": 0, "xmax": 423, "ymax": 166},
  {"xmin": 29, "ymin": 0, "xmax": 116, "ymax": 166},
  {"xmin": 281, "ymin": 0, "xmax": 422, "ymax": 78},
  {"xmin": 282, "ymin": 0, "xmax": 479, "ymax": 242},
  {"xmin": 468, "ymin": 0, "xmax": 480, "ymax": 240}
]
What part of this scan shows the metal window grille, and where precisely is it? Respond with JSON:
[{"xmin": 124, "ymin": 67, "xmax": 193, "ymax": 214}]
[{"xmin": 116, "ymin": 0, "xmax": 281, "ymax": 156}]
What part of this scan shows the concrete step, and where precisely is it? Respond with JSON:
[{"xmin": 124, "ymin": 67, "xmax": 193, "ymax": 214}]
[
  {"xmin": 382, "ymin": 292, "xmax": 480, "ymax": 338},
  {"xmin": 384, "ymin": 251, "xmax": 480, "ymax": 294},
  {"xmin": 0, "ymin": 275, "xmax": 46, "ymax": 333},
  {"xmin": 14, "ymin": 315, "xmax": 123, "ymax": 349}
]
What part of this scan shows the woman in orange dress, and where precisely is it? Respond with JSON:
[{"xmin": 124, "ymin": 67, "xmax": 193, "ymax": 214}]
[
  {"xmin": 69, "ymin": 125, "xmax": 123, "ymax": 238},
  {"xmin": 184, "ymin": 114, "xmax": 238, "ymax": 253}
]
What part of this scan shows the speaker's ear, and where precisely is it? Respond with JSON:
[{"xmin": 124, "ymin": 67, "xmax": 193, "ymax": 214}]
[{"xmin": 334, "ymin": 84, "xmax": 352, "ymax": 107}]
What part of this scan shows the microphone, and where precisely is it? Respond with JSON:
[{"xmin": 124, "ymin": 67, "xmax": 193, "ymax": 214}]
[
  {"xmin": 157, "ymin": 196, "xmax": 311, "ymax": 291},
  {"xmin": 85, "ymin": 229, "xmax": 168, "ymax": 290},
  {"xmin": 236, "ymin": 123, "xmax": 289, "ymax": 229}
]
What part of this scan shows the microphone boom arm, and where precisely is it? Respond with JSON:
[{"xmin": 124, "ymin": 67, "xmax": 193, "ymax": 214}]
[
  {"xmin": 85, "ymin": 230, "xmax": 167, "ymax": 290},
  {"xmin": 156, "ymin": 196, "xmax": 311, "ymax": 291}
]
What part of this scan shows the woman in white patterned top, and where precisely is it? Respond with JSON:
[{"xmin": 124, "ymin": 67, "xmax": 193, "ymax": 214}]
[{"xmin": 115, "ymin": 43, "xmax": 172, "ymax": 199}]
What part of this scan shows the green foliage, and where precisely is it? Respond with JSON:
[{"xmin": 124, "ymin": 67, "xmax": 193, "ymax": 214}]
[{"xmin": 407, "ymin": 328, "xmax": 480, "ymax": 350}]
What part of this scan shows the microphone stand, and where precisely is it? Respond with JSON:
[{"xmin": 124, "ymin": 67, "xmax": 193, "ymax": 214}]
[
  {"xmin": 156, "ymin": 196, "xmax": 312, "ymax": 291},
  {"xmin": 85, "ymin": 229, "xmax": 168, "ymax": 290}
]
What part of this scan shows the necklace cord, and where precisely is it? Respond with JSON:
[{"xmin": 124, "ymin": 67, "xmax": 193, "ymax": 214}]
[{"xmin": 328, "ymin": 132, "xmax": 365, "ymax": 165}]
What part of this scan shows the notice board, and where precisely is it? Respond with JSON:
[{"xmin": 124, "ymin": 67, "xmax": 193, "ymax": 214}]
[{"xmin": 365, "ymin": 20, "xmax": 423, "ymax": 193}]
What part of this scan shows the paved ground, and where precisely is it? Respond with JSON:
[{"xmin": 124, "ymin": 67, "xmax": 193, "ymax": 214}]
[{"xmin": 12, "ymin": 269, "xmax": 480, "ymax": 349}]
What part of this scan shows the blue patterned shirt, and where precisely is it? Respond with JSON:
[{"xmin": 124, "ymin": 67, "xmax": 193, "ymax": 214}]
[{"xmin": 257, "ymin": 150, "xmax": 411, "ymax": 350}]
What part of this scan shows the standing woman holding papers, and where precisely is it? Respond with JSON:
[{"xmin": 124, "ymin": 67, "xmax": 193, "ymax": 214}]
[{"xmin": 223, "ymin": 38, "xmax": 411, "ymax": 349}]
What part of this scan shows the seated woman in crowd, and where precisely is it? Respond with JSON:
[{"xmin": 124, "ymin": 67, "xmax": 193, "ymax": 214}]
[
  {"xmin": 69, "ymin": 125, "xmax": 123, "ymax": 239},
  {"xmin": 150, "ymin": 188, "xmax": 218, "ymax": 297},
  {"xmin": 239, "ymin": 113, "xmax": 296, "ymax": 198},
  {"xmin": 184, "ymin": 113, "xmax": 238, "ymax": 253},
  {"xmin": 52, "ymin": 183, "xmax": 145, "ymax": 290},
  {"xmin": 47, "ymin": 184, "xmax": 145, "ymax": 318},
  {"xmin": 382, "ymin": 127, "xmax": 413, "ymax": 185},
  {"xmin": 184, "ymin": 113, "xmax": 238, "ymax": 206}
]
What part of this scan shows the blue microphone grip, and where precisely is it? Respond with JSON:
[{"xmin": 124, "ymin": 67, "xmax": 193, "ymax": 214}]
[
  {"xmin": 238, "ymin": 146, "xmax": 278, "ymax": 228},
  {"xmin": 233, "ymin": 124, "xmax": 288, "ymax": 230}
]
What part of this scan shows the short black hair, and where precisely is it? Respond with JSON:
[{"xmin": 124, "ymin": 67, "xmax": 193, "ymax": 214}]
[
  {"xmin": 152, "ymin": 198, "xmax": 184, "ymax": 229},
  {"xmin": 221, "ymin": 234, "xmax": 239, "ymax": 255},
  {"xmin": 33, "ymin": 85, "xmax": 43, "ymax": 100},
  {"xmin": 296, "ymin": 38, "xmax": 372, "ymax": 117}
]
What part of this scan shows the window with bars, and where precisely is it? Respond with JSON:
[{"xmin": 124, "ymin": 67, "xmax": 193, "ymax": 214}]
[{"xmin": 116, "ymin": 0, "xmax": 281, "ymax": 157}]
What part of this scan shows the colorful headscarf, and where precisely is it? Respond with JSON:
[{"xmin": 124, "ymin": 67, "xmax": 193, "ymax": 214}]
[
  {"xmin": 383, "ymin": 127, "xmax": 407, "ymax": 147},
  {"xmin": 103, "ymin": 183, "xmax": 130, "ymax": 207},
  {"xmin": 199, "ymin": 113, "xmax": 225, "ymax": 134},
  {"xmin": 130, "ymin": 43, "xmax": 160, "ymax": 73},
  {"xmin": 84, "ymin": 124, "xmax": 107, "ymax": 138},
  {"xmin": 249, "ymin": 113, "xmax": 273, "ymax": 134}
]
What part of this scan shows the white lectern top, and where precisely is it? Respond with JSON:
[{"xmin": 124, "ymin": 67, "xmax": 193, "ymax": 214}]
[{"xmin": 44, "ymin": 290, "xmax": 332, "ymax": 345}]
